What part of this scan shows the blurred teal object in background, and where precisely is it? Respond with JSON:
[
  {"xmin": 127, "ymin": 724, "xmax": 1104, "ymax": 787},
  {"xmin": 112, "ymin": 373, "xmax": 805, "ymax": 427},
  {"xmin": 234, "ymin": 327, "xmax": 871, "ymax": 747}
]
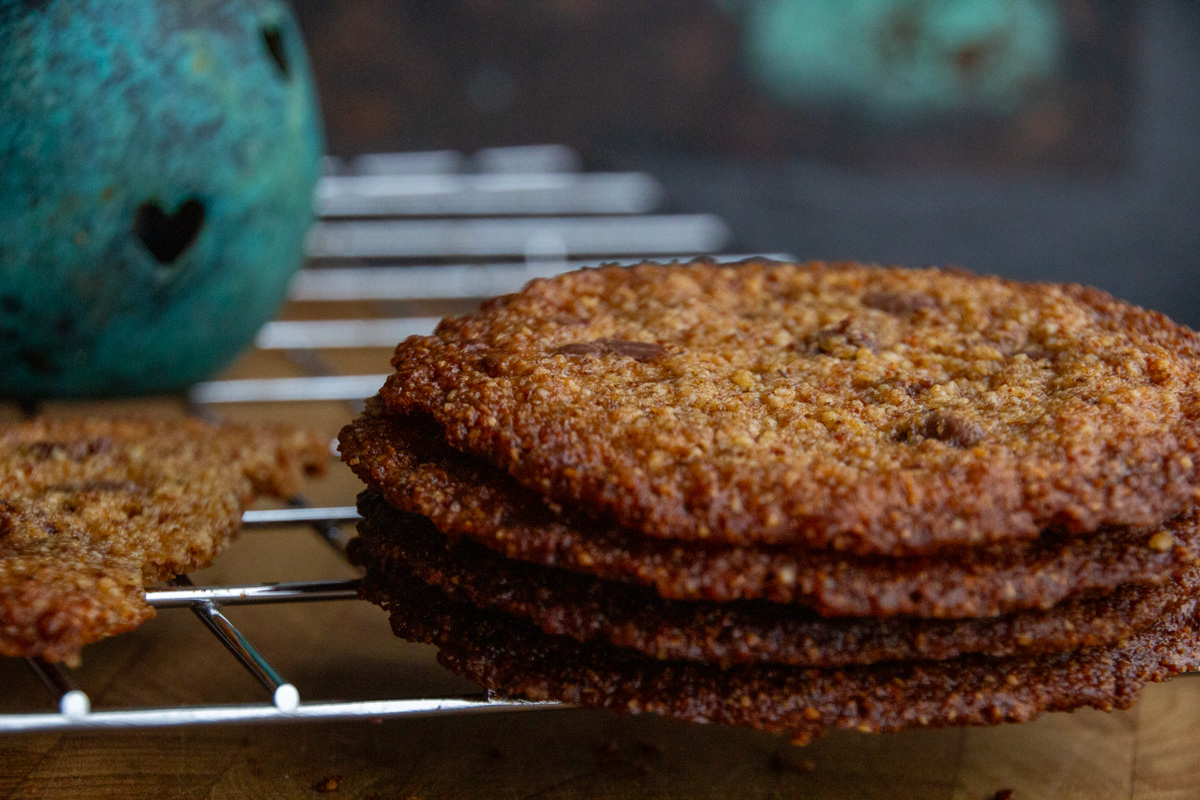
[
  {"xmin": 727, "ymin": 0, "xmax": 1062, "ymax": 120},
  {"xmin": 0, "ymin": 0, "xmax": 323, "ymax": 398}
]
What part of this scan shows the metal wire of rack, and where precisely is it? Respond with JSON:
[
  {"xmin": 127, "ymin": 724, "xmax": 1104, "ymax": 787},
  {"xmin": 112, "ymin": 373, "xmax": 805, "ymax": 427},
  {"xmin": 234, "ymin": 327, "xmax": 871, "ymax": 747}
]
[
  {"xmin": 2, "ymin": 504, "xmax": 555, "ymax": 735},
  {"xmin": 1, "ymin": 146, "xmax": 769, "ymax": 734}
]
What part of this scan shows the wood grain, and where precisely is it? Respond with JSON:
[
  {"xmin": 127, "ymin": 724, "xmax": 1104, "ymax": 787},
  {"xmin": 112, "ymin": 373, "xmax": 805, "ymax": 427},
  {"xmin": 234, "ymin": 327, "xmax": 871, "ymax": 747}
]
[{"xmin": 1131, "ymin": 674, "xmax": 1200, "ymax": 799}]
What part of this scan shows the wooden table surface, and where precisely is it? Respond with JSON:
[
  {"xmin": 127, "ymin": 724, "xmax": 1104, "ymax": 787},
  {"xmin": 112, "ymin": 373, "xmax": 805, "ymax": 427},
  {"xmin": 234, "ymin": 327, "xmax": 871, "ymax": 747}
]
[{"xmin": 2, "ymin": 323, "xmax": 1200, "ymax": 800}]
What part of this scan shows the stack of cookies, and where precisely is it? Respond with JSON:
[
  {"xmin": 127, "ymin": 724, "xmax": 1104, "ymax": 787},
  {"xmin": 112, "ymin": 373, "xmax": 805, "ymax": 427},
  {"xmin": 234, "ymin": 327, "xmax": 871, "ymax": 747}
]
[{"xmin": 340, "ymin": 259, "xmax": 1200, "ymax": 743}]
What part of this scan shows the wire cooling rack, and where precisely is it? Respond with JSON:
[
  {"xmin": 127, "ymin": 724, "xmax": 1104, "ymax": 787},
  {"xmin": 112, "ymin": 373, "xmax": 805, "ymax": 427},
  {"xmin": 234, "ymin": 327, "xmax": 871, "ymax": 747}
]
[
  {"xmin": 4, "ymin": 507, "xmax": 554, "ymax": 734},
  {"xmin": 1, "ymin": 146, "xmax": 777, "ymax": 734}
]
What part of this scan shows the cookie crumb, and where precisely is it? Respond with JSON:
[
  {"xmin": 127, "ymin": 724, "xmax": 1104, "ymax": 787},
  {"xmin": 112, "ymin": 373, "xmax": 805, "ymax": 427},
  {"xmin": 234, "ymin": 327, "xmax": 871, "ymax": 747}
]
[
  {"xmin": 553, "ymin": 338, "xmax": 664, "ymax": 362},
  {"xmin": 1149, "ymin": 531, "xmax": 1176, "ymax": 552},
  {"xmin": 862, "ymin": 289, "xmax": 938, "ymax": 314}
]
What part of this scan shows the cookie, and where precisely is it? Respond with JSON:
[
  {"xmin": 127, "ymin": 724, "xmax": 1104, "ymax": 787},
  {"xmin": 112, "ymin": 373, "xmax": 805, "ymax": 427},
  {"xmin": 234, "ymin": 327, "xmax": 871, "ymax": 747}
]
[
  {"xmin": 353, "ymin": 491, "xmax": 1200, "ymax": 666},
  {"xmin": 0, "ymin": 417, "xmax": 327, "ymax": 663},
  {"xmin": 340, "ymin": 408, "xmax": 1200, "ymax": 618},
  {"xmin": 364, "ymin": 570, "xmax": 1200, "ymax": 745},
  {"xmin": 379, "ymin": 260, "xmax": 1200, "ymax": 554}
]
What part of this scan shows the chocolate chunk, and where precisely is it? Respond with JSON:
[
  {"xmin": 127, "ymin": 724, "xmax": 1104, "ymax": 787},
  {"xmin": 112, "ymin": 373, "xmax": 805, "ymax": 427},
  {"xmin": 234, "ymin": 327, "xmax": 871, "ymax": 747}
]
[
  {"xmin": 20, "ymin": 438, "xmax": 114, "ymax": 461},
  {"xmin": 863, "ymin": 290, "xmax": 938, "ymax": 314},
  {"xmin": 804, "ymin": 319, "xmax": 878, "ymax": 356},
  {"xmin": 553, "ymin": 339, "xmax": 664, "ymax": 362},
  {"xmin": 481, "ymin": 352, "xmax": 509, "ymax": 377},
  {"xmin": 550, "ymin": 314, "xmax": 589, "ymax": 326},
  {"xmin": 45, "ymin": 480, "xmax": 144, "ymax": 496},
  {"xmin": 899, "ymin": 411, "xmax": 986, "ymax": 448},
  {"xmin": 553, "ymin": 341, "xmax": 606, "ymax": 357},
  {"xmin": 1022, "ymin": 346, "xmax": 1057, "ymax": 362}
]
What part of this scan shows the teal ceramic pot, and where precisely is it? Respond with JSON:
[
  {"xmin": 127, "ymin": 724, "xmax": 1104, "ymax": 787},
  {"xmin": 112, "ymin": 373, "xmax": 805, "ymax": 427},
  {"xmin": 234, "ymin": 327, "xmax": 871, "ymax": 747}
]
[
  {"xmin": 0, "ymin": 0, "xmax": 323, "ymax": 398},
  {"xmin": 732, "ymin": 0, "xmax": 1061, "ymax": 120}
]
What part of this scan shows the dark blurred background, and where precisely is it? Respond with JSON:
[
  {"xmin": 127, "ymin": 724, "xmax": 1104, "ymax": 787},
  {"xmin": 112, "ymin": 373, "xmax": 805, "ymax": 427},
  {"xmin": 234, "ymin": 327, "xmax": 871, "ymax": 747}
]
[{"xmin": 291, "ymin": 0, "xmax": 1200, "ymax": 325}]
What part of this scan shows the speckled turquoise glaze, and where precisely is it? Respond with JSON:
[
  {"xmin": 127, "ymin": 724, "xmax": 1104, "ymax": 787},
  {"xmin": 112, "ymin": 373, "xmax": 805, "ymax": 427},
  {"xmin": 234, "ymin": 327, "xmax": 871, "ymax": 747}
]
[
  {"xmin": 728, "ymin": 0, "xmax": 1061, "ymax": 120},
  {"xmin": 0, "ymin": 0, "xmax": 323, "ymax": 397}
]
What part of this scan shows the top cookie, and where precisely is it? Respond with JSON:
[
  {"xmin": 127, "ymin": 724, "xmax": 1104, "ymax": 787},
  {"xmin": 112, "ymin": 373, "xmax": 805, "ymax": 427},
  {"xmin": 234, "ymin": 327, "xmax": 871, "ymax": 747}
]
[{"xmin": 380, "ymin": 259, "xmax": 1200, "ymax": 554}]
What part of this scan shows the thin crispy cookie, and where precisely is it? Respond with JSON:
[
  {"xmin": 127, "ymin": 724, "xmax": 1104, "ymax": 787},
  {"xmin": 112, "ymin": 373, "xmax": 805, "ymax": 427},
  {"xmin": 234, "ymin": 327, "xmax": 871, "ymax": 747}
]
[
  {"xmin": 379, "ymin": 260, "xmax": 1200, "ymax": 554},
  {"xmin": 339, "ymin": 408, "xmax": 1200, "ymax": 618},
  {"xmin": 0, "ymin": 417, "xmax": 327, "ymax": 663},
  {"xmin": 352, "ymin": 492, "xmax": 1200, "ymax": 667},
  {"xmin": 365, "ymin": 573, "xmax": 1200, "ymax": 745}
]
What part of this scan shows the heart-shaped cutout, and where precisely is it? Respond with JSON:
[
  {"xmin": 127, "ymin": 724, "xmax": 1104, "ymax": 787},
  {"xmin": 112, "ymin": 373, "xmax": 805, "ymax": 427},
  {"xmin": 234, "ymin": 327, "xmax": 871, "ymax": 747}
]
[
  {"xmin": 133, "ymin": 197, "xmax": 205, "ymax": 265},
  {"xmin": 261, "ymin": 23, "xmax": 291, "ymax": 81}
]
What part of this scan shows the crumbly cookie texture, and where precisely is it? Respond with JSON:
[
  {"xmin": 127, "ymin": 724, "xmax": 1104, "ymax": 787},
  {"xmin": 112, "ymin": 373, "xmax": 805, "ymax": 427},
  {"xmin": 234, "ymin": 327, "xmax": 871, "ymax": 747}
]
[
  {"xmin": 352, "ymin": 491, "xmax": 1200, "ymax": 667},
  {"xmin": 0, "ymin": 417, "xmax": 327, "ymax": 663},
  {"xmin": 365, "ymin": 570, "xmax": 1200, "ymax": 745},
  {"xmin": 340, "ymin": 408, "xmax": 1200, "ymax": 617},
  {"xmin": 379, "ymin": 260, "xmax": 1200, "ymax": 554}
]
